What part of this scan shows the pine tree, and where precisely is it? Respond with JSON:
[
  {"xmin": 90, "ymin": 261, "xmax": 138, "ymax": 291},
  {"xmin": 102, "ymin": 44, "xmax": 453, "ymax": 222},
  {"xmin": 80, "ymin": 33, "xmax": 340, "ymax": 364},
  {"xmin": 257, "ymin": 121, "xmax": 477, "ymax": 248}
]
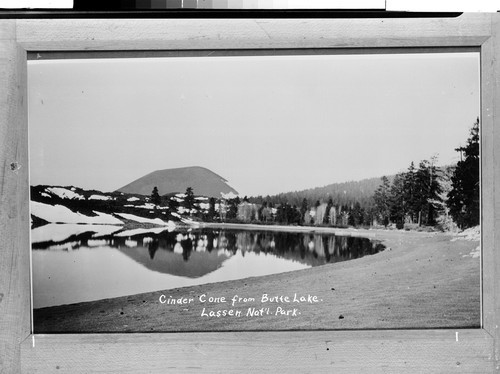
[
  {"xmin": 300, "ymin": 198, "xmax": 309, "ymax": 223},
  {"xmin": 208, "ymin": 197, "xmax": 216, "ymax": 222},
  {"xmin": 151, "ymin": 186, "xmax": 161, "ymax": 207},
  {"xmin": 373, "ymin": 176, "xmax": 391, "ymax": 226},
  {"xmin": 447, "ymin": 118, "xmax": 480, "ymax": 229},
  {"xmin": 403, "ymin": 162, "xmax": 418, "ymax": 223},
  {"xmin": 415, "ymin": 157, "xmax": 442, "ymax": 226},
  {"xmin": 323, "ymin": 198, "xmax": 334, "ymax": 224},
  {"xmin": 389, "ymin": 173, "xmax": 407, "ymax": 228},
  {"xmin": 184, "ymin": 187, "xmax": 195, "ymax": 211}
]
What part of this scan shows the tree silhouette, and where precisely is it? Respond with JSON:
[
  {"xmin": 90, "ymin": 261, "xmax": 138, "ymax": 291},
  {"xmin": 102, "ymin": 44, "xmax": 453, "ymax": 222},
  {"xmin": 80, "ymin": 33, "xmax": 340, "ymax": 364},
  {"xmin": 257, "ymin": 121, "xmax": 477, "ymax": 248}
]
[
  {"xmin": 415, "ymin": 156, "xmax": 442, "ymax": 226},
  {"xmin": 151, "ymin": 186, "xmax": 161, "ymax": 207},
  {"xmin": 373, "ymin": 176, "xmax": 391, "ymax": 226},
  {"xmin": 300, "ymin": 198, "xmax": 309, "ymax": 223},
  {"xmin": 184, "ymin": 187, "xmax": 195, "ymax": 211},
  {"xmin": 208, "ymin": 197, "xmax": 216, "ymax": 222},
  {"xmin": 447, "ymin": 118, "xmax": 480, "ymax": 229}
]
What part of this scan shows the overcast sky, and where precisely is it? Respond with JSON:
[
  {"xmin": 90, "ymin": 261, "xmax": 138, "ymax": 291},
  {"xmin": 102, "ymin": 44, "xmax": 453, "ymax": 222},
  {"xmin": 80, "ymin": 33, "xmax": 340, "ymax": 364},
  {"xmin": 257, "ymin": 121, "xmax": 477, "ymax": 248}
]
[{"xmin": 28, "ymin": 53, "xmax": 479, "ymax": 197}]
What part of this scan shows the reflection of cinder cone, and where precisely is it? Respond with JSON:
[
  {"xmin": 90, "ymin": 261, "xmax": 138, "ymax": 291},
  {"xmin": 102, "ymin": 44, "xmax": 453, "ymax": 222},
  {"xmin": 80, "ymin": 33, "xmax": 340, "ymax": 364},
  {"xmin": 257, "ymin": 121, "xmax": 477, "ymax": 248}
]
[{"xmin": 116, "ymin": 246, "xmax": 230, "ymax": 278}]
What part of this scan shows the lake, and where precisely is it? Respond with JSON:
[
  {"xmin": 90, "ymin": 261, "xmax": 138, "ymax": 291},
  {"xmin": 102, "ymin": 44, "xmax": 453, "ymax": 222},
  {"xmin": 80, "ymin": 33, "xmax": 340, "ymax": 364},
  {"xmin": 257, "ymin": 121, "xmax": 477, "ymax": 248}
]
[{"xmin": 31, "ymin": 225, "xmax": 384, "ymax": 308}]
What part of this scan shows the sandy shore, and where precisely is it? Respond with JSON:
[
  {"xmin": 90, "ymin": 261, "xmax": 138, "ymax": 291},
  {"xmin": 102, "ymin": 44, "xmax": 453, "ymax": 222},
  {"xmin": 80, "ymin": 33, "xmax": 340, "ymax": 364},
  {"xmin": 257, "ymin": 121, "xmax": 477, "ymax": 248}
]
[{"xmin": 34, "ymin": 227, "xmax": 480, "ymax": 333}]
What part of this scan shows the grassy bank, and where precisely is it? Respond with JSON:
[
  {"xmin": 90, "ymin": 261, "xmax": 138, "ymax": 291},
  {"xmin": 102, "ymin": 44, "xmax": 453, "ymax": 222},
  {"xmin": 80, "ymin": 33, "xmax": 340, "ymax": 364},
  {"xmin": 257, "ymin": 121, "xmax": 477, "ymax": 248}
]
[{"xmin": 34, "ymin": 228, "xmax": 480, "ymax": 333}]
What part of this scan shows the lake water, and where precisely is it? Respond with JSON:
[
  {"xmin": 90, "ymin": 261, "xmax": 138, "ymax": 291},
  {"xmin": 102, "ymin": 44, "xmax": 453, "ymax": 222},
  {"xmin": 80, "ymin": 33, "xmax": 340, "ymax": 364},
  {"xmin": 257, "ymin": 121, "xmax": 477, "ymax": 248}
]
[{"xmin": 31, "ymin": 225, "xmax": 384, "ymax": 308}]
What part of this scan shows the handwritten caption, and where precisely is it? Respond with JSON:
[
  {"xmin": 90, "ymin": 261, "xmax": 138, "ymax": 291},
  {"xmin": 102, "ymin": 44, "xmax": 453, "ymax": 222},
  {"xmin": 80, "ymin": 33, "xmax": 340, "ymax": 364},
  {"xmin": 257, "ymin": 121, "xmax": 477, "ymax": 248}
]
[{"xmin": 159, "ymin": 293, "xmax": 323, "ymax": 318}]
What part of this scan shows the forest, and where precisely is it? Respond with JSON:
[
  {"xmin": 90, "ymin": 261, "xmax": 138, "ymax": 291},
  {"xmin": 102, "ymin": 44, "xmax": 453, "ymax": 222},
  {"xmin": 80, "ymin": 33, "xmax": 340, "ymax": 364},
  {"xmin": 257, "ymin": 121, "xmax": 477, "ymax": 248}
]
[{"xmin": 154, "ymin": 118, "xmax": 479, "ymax": 231}]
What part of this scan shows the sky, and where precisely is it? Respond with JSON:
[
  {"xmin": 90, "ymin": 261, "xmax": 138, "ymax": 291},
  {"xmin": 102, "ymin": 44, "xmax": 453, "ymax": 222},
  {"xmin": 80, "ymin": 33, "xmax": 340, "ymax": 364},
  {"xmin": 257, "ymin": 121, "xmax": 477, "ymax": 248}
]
[{"xmin": 28, "ymin": 52, "xmax": 479, "ymax": 197}]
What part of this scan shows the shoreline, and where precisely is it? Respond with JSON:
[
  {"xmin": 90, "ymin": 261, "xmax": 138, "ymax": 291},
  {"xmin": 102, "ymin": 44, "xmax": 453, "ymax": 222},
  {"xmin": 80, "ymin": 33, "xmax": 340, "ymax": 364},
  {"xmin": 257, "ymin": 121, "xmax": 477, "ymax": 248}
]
[{"xmin": 33, "ymin": 227, "xmax": 480, "ymax": 333}]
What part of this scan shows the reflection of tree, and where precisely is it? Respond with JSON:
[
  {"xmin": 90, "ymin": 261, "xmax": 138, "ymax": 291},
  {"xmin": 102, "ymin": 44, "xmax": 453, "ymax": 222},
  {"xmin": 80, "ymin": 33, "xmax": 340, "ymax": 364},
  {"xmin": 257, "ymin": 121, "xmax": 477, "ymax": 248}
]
[
  {"xmin": 322, "ymin": 236, "xmax": 331, "ymax": 262},
  {"xmin": 180, "ymin": 237, "xmax": 193, "ymax": 261},
  {"xmin": 148, "ymin": 239, "xmax": 159, "ymax": 259},
  {"xmin": 35, "ymin": 227, "xmax": 384, "ymax": 268},
  {"xmin": 206, "ymin": 232, "xmax": 214, "ymax": 252}
]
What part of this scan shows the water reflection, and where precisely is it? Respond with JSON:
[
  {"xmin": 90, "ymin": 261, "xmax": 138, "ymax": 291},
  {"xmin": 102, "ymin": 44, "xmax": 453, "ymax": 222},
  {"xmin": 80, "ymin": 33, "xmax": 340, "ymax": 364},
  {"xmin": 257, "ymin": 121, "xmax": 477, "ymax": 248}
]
[
  {"xmin": 32, "ymin": 226, "xmax": 384, "ymax": 308},
  {"xmin": 33, "ymin": 228, "xmax": 384, "ymax": 273}
]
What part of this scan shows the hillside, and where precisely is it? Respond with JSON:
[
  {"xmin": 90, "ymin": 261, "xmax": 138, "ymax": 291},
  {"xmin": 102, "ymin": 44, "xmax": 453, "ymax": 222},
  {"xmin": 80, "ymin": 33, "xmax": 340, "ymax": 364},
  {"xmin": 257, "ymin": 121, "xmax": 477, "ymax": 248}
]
[
  {"xmin": 116, "ymin": 166, "xmax": 238, "ymax": 198},
  {"xmin": 250, "ymin": 175, "xmax": 394, "ymax": 207}
]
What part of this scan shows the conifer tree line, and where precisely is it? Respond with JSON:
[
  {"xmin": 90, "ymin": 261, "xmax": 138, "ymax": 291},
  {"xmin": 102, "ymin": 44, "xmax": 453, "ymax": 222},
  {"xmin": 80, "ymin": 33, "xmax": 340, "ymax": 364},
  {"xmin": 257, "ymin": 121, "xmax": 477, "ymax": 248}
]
[
  {"xmin": 373, "ymin": 118, "xmax": 479, "ymax": 230},
  {"xmin": 150, "ymin": 119, "xmax": 479, "ymax": 231},
  {"xmin": 372, "ymin": 158, "xmax": 441, "ymax": 228}
]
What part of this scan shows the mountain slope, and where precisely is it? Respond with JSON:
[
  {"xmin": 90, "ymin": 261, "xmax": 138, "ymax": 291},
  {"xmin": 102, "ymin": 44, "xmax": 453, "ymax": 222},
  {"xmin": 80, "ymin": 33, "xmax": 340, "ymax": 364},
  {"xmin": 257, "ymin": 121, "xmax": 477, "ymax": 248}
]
[
  {"xmin": 116, "ymin": 166, "xmax": 238, "ymax": 198},
  {"xmin": 249, "ymin": 175, "xmax": 395, "ymax": 208}
]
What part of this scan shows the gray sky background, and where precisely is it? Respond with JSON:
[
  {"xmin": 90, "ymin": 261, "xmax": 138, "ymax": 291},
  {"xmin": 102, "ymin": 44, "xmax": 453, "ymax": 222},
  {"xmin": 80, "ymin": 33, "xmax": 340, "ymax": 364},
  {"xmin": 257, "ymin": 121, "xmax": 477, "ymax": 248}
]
[{"xmin": 28, "ymin": 53, "xmax": 479, "ymax": 197}]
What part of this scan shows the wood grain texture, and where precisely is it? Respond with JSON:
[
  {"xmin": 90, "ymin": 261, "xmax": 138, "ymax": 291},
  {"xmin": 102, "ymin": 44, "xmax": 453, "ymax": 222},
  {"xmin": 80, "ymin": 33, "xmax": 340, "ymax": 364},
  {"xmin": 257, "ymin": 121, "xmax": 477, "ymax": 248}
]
[
  {"xmin": 0, "ymin": 20, "xmax": 15, "ymax": 41},
  {"xmin": 481, "ymin": 14, "xmax": 500, "ymax": 372},
  {"xmin": 0, "ymin": 13, "xmax": 497, "ymax": 373},
  {"xmin": 0, "ymin": 24, "xmax": 30, "ymax": 374},
  {"xmin": 15, "ymin": 13, "xmax": 491, "ymax": 51},
  {"xmin": 21, "ymin": 330, "xmax": 493, "ymax": 373}
]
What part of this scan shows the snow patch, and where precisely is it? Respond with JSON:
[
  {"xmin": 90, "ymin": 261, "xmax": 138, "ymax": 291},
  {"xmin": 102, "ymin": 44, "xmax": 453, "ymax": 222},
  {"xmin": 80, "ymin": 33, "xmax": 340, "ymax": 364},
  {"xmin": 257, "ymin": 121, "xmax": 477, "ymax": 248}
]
[
  {"xmin": 127, "ymin": 203, "xmax": 156, "ymax": 209},
  {"xmin": 89, "ymin": 194, "xmax": 112, "ymax": 201},
  {"xmin": 451, "ymin": 226, "xmax": 480, "ymax": 242},
  {"xmin": 31, "ymin": 201, "xmax": 123, "ymax": 225},
  {"xmin": 127, "ymin": 197, "xmax": 140, "ymax": 202},
  {"xmin": 41, "ymin": 192, "xmax": 51, "ymax": 198},
  {"xmin": 221, "ymin": 191, "xmax": 238, "ymax": 199},
  {"xmin": 46, "ymin": 187, "xmax": 84, "ymax": 200}
]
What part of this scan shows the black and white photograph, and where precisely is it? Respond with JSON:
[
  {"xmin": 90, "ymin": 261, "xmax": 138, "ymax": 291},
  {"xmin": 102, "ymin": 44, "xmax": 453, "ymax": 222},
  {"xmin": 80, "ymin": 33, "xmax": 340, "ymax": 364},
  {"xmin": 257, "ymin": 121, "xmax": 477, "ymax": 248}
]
[{"xmin": 29, "ymin": 52, "xmax": 481, "ymax": 333}]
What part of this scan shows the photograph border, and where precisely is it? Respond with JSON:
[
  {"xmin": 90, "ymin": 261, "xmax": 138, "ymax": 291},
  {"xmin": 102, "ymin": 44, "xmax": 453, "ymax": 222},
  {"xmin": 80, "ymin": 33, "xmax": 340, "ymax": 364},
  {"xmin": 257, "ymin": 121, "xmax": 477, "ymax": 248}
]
[{"xmin": 0, "ymin": 13, "xmax": 498, "ymax": 372}]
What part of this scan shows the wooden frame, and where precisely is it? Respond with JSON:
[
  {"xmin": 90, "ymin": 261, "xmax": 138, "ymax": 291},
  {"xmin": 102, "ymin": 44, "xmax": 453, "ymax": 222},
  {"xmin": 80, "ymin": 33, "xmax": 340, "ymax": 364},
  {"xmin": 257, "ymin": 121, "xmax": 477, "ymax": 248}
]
[{"xmin": 0, "ymin": 13, "xmax": 498, "ymax": 372}]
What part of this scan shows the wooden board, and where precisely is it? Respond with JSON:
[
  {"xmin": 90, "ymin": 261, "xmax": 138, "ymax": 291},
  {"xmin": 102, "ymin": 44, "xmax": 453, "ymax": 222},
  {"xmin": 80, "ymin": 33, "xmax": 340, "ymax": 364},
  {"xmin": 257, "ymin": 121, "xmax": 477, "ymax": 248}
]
[
  {"xmin": 20, "ymin": 330, "xmax": 494, "ymax": 373},
  {"xmin": 16, "ymin": 14, "xmax": 491, "ymax": 51},
  {"xmin": 0, "ymin": 21, "xmax": 30, "ymax": 374},
  {"xmin": 0, "ymin": 13, "xmax": 498, "ymax": 373}
]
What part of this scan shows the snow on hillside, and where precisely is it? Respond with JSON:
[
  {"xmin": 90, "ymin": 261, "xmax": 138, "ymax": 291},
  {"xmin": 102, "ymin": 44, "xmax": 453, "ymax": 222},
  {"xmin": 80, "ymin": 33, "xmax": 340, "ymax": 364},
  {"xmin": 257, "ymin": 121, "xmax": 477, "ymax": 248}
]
[
  {"xmin": 221, "ymin": 191, "xmax": 238, "ymax": 199},
  {"xmin": 31, "ymin": 201, "xmax": 123, "ymax": 225},
  {"xmin": 88, "ymin": 194, "xmax": 112, "ymax": 201},
  {"xmin": 127, "ymin": 197, "xmax": 140, "ymax": 202},
  {"xmin": 123, "ymin": 203, "xmax": 156, "ymax": 209},
  {"xmin": 115, "ymin": 213, "xmax": 172, "ymax": 226},
  {"xmin": 31, "ymin": 223, "xmax": 122, "ymax": 244},
  {"xmin": 46, "ymin": 187, "xmax": 85, "ymax": 200}
]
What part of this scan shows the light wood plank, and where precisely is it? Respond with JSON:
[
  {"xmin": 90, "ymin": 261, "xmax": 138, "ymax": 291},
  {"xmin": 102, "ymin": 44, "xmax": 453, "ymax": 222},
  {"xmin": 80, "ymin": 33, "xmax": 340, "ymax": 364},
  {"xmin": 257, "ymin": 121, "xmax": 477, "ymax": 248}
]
[
  {"xmin": 16, "ymin": 13, "xmax": 491, "ymax": 51},
  {"xmin": 481, "ymin": 14, "xmax": 500, "ymax": 372},
  {"xmin": 21, "ymin": 330, "xmax": 493, "ymax": 373},
  {"xmin": 0, "ymin": 33, "xmax": 30, "ymax": 374},
  {"xmin": 0, "ymin": 19, "xmax": 15, "ymax": 40}
]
